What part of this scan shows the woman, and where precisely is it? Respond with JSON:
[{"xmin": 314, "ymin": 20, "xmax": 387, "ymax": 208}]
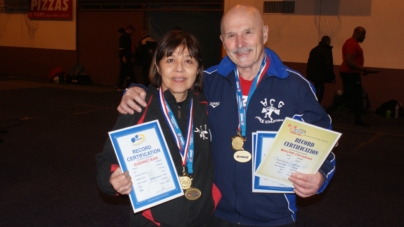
[{"xmin": 96, "ymin": 30, "xmax": 220, "ymax": 227}]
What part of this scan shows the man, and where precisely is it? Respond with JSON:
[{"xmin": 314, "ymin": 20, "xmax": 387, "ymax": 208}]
[
  {"xmin": 118, "ymin": 5, "xmax": 335, "ymax": 227},
  {"xmin": 135, "ymin": 31, "xmax": 157, "ymax": 87},
  {"xmin": 116, "ymin": 25, "xmax": 137, "ymax": 91},
  {"xmin": 327, "ymin": 26, "xmax": 379, "ymax": 126},
  {"xmin": 306, "ymin": 35, "xmax": 336, "ymax": 103}
]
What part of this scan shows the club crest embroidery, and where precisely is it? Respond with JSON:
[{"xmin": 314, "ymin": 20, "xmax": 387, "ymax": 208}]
[
  {"xmin": 194, "ymin": 124, "xmax": 209, "ymax": 140},
  {"xmin": 256, "ymin": 98, "xmax": 285, "ymax": 124},
  {"xmin": 209, "ymin": 102, "xmax": 220, "ymax": 108}
]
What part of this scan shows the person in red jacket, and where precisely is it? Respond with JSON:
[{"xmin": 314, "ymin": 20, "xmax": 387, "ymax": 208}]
[{"xmin": 327, "ymin": 26, "xmax": 380, "ymax": 126}]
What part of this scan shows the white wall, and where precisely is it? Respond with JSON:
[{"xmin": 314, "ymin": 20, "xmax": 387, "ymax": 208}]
[
  {"xmin": 0, "ymin": 0, "xmax": 76, "ymax": 50},
  {"xmin": 224, "ymin": 0, "xmax": 404, "ymax": 70}
]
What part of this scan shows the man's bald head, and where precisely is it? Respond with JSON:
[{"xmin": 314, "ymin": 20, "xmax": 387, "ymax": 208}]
[
  {"xmin": 221, "ymin": 5, "xmax": 265, "ymax": 35},
  {"xmin": 219, "ymin": 5, "xmax": 268, "ymax": 75},
  {"xmin": 353, "ymin": 26, "xmax": 366, "ymax": 43}
]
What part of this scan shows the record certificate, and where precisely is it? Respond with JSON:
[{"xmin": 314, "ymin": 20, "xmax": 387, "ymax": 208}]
[
  {"xmin": 109, "ymin": 120, "xmax": 183, "ymax": 213},
  {"xmin": 252, "ymin": 132, "xmax": 294, "ymax": 193},
  {"xmin": 255, "ymin": 117, "xmax": 341, "ymax": 187}
]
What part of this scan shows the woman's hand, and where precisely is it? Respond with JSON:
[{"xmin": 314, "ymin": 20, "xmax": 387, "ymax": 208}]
[{"xmin": 110, "ymin": 167, "xmax": 133, "ymax": 195}]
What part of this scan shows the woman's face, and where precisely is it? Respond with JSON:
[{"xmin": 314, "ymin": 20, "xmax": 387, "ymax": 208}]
[{"xmin": 157, "ymin": 46, "xmax": 199, "ymax": 102}]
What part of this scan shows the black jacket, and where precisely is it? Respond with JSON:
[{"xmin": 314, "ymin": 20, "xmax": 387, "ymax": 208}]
[
  {"xmin": 119, "ymin": 32, "xmax": 134, "ymax": 60},
  {"xmin": 96, "ymin": 85, "xmax": 215, "ymax": 227},
  {"xmin": 306, "ymin": 42, "xmax": 335, "ymax": 83},
  {"xmin": 135, "ymin": 36, "xmax": 157, "ymax": 67}
]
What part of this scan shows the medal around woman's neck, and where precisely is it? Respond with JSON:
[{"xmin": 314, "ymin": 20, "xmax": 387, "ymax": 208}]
[
  {"xmin": 159, "ymin": 88, "xmax": 201, "ymax": 200},
  {"xmin": 179, "ymin": 168, "xmax": 201, "ymax": 200}
]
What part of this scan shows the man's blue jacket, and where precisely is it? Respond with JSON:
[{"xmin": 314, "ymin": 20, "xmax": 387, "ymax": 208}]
[{"xmin": 203, "ymin": 48, "xmax": 336, "ymax": 226}]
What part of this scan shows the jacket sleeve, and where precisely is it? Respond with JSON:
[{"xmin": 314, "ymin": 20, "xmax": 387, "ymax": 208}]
[
  {"xmin": 317, "ymin": 152, "xmax": 336, "ymax": 193},
  {"xmin": 96, "ymin": 113, "xmax": 141, "ymax": 196},
  {"xmin": 300, "ymin": 86, "xmax": 336, "ymax": 194},
  {"xmin": 202, "ymin": 71, "xmax": 213, "ymax": 101},
  {"xmin": 96, "ymin": 139, "xmax": 119, "ymax": 196}
]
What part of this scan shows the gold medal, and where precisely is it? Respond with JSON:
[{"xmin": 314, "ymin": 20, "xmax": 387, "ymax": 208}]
[
  {"xmin": 185, "ymin": 187, "xmax": 201, "ymax": 200},
  {"xmin": 179, "ymin": 175, "xmax": 192, "ymax": 190},
  {"xmin": 231, "ymin": 132, "xmax": 245, "ymax": 151},
  {"xmin": 234, "ymin": 150, "xmax": 252, "ymax": 163}
]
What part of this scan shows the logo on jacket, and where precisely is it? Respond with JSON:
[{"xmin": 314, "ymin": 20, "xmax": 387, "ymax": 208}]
[
  {"xmin": 209, "ymin": 102, "xmax": 220, "ymax": 108},
  {"xmin": 194, "ymin": 124, "xmax": 209, "ymax": 140},
  {"xmin": 256, "ymin": 98, "xmax": 285, "ymax": 124}
]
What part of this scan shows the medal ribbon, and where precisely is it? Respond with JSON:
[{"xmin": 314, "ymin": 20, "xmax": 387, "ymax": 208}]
[
  {"xmin": 159, "ymin": 88, "xmax": 195, "ymax": 174},
  {"xmin": 234, "ymin": 55, "xmax": 269, "ymax": 137}
]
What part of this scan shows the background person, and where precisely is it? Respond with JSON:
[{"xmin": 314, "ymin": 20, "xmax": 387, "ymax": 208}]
[
  {"xmin": 116, "ymin": 25, "xmax": 137, "ymax": 91},
  {"xmin": 327, "ymin": 26, "xmax": 380, "ymax": 126},
  {"xmin": 135, "ymin": 31, "xmax": 157, "ymax": 87},
  {"xmin": 117, "ymin": 5, "xmax": 335, "ymax": 227},
  {"xmin": 306, "ymin": 35, "xmax": 336, "ymax": 103},
  {"xmin": 96, "ymin": 30, "xmax": 220, "ymax": 227}
]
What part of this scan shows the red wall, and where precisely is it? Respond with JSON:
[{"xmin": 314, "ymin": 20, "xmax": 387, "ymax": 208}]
[
  {"xmin": 0, "ymin": 11, "xmax": 144, "ymax": 85},
  {"xmin": 0, "ymin": 47, "xmax": 77, "ymax": 79},
  {"xmin": 76, "ymin": 11, "xmax": 144, "ymax": 85}
]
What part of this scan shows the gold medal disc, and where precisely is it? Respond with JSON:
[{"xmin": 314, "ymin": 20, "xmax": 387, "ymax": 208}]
[
  {"xmin": 179, "ymin": 175, "xmax": 192, "ymax": 190},
  {"xmin": 231, "ymin": 135, "xmax": 245, "ymax": 151},
  {"xmin": 185, "ymin": 187, "xmax": 202, "ymax": 200}
]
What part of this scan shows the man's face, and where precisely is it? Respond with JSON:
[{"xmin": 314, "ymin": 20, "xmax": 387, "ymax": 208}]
[
  {"xmin": 220, "ymin": 10, "xmax": 268, "ymax": 70},
  {"xmin": 358, "ymin": 30, "xmax": 366, "ymax": 43},
  {"xmin": 126, "ymin": 29, "xmax": 134, "ymax": 35}
]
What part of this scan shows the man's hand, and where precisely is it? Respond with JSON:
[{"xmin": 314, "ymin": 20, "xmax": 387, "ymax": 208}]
[
  {"xmin": 289, "ymin": 171, "xmax": 324, "ymax": 198},
  {"xmin": 363, "ymin": 68, "xmax": 381, "ymax": 76},
  {"xmin": 110, "ymin": 167, "xmax": 132, "ymax": 195},
  {"xmin": 117, "ymin": 86, "xmax": 148, "ymax": 114}
]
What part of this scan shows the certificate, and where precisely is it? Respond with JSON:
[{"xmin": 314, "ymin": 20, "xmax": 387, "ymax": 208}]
[
  {"xmin": 255, "ymin": 117, "xmax": 341, "ymax": 187},
  {"xmin": 109, "ymin": 120, "xmax": 183, "ymax": 213},
  {"xmin": 252, "ymin": 132, "xmax": 294, "ymax": 193}
]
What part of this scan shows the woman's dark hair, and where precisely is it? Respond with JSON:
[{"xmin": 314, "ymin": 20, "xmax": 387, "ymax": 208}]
[{"xmin": 149, "ymin": 30, "xmax": 203, "ymax": 91}]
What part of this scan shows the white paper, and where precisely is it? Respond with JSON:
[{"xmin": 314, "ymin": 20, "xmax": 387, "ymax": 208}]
[
  {"xmin": 252, "ymin": 131, "xmax": 294, "ymax": 193},
  {"xmin": 109, "ymin": 120, "xmax": 183, "ymax": 213}
]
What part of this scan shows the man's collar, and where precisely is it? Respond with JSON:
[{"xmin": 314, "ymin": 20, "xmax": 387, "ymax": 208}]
[{"xmin": 217, "ymin": 47, "xmax": 289, "ymax": 79}]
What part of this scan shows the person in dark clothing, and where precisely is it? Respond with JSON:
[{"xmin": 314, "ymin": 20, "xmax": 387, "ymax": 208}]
[
  {"xmin": 306, "ymin": 35, "xmax": 336, "ymax": 103},
  {"xmin": 117, "ymin": 25, "xmax": 137, "ymax": 91},
  {"xmin": 117, "ymin": 5, "xmax": 335, "ymax": 227},
  {"xmin": 96, "ymin": 30, "xmax": 221, "ymax": 227},
  {"xmin": 326, "ymin": 27, "xmax": 380, "ymax": 127},
  {"xmin": 135, "ymin": 31, "xmax": 157, "ymax": 87}
]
